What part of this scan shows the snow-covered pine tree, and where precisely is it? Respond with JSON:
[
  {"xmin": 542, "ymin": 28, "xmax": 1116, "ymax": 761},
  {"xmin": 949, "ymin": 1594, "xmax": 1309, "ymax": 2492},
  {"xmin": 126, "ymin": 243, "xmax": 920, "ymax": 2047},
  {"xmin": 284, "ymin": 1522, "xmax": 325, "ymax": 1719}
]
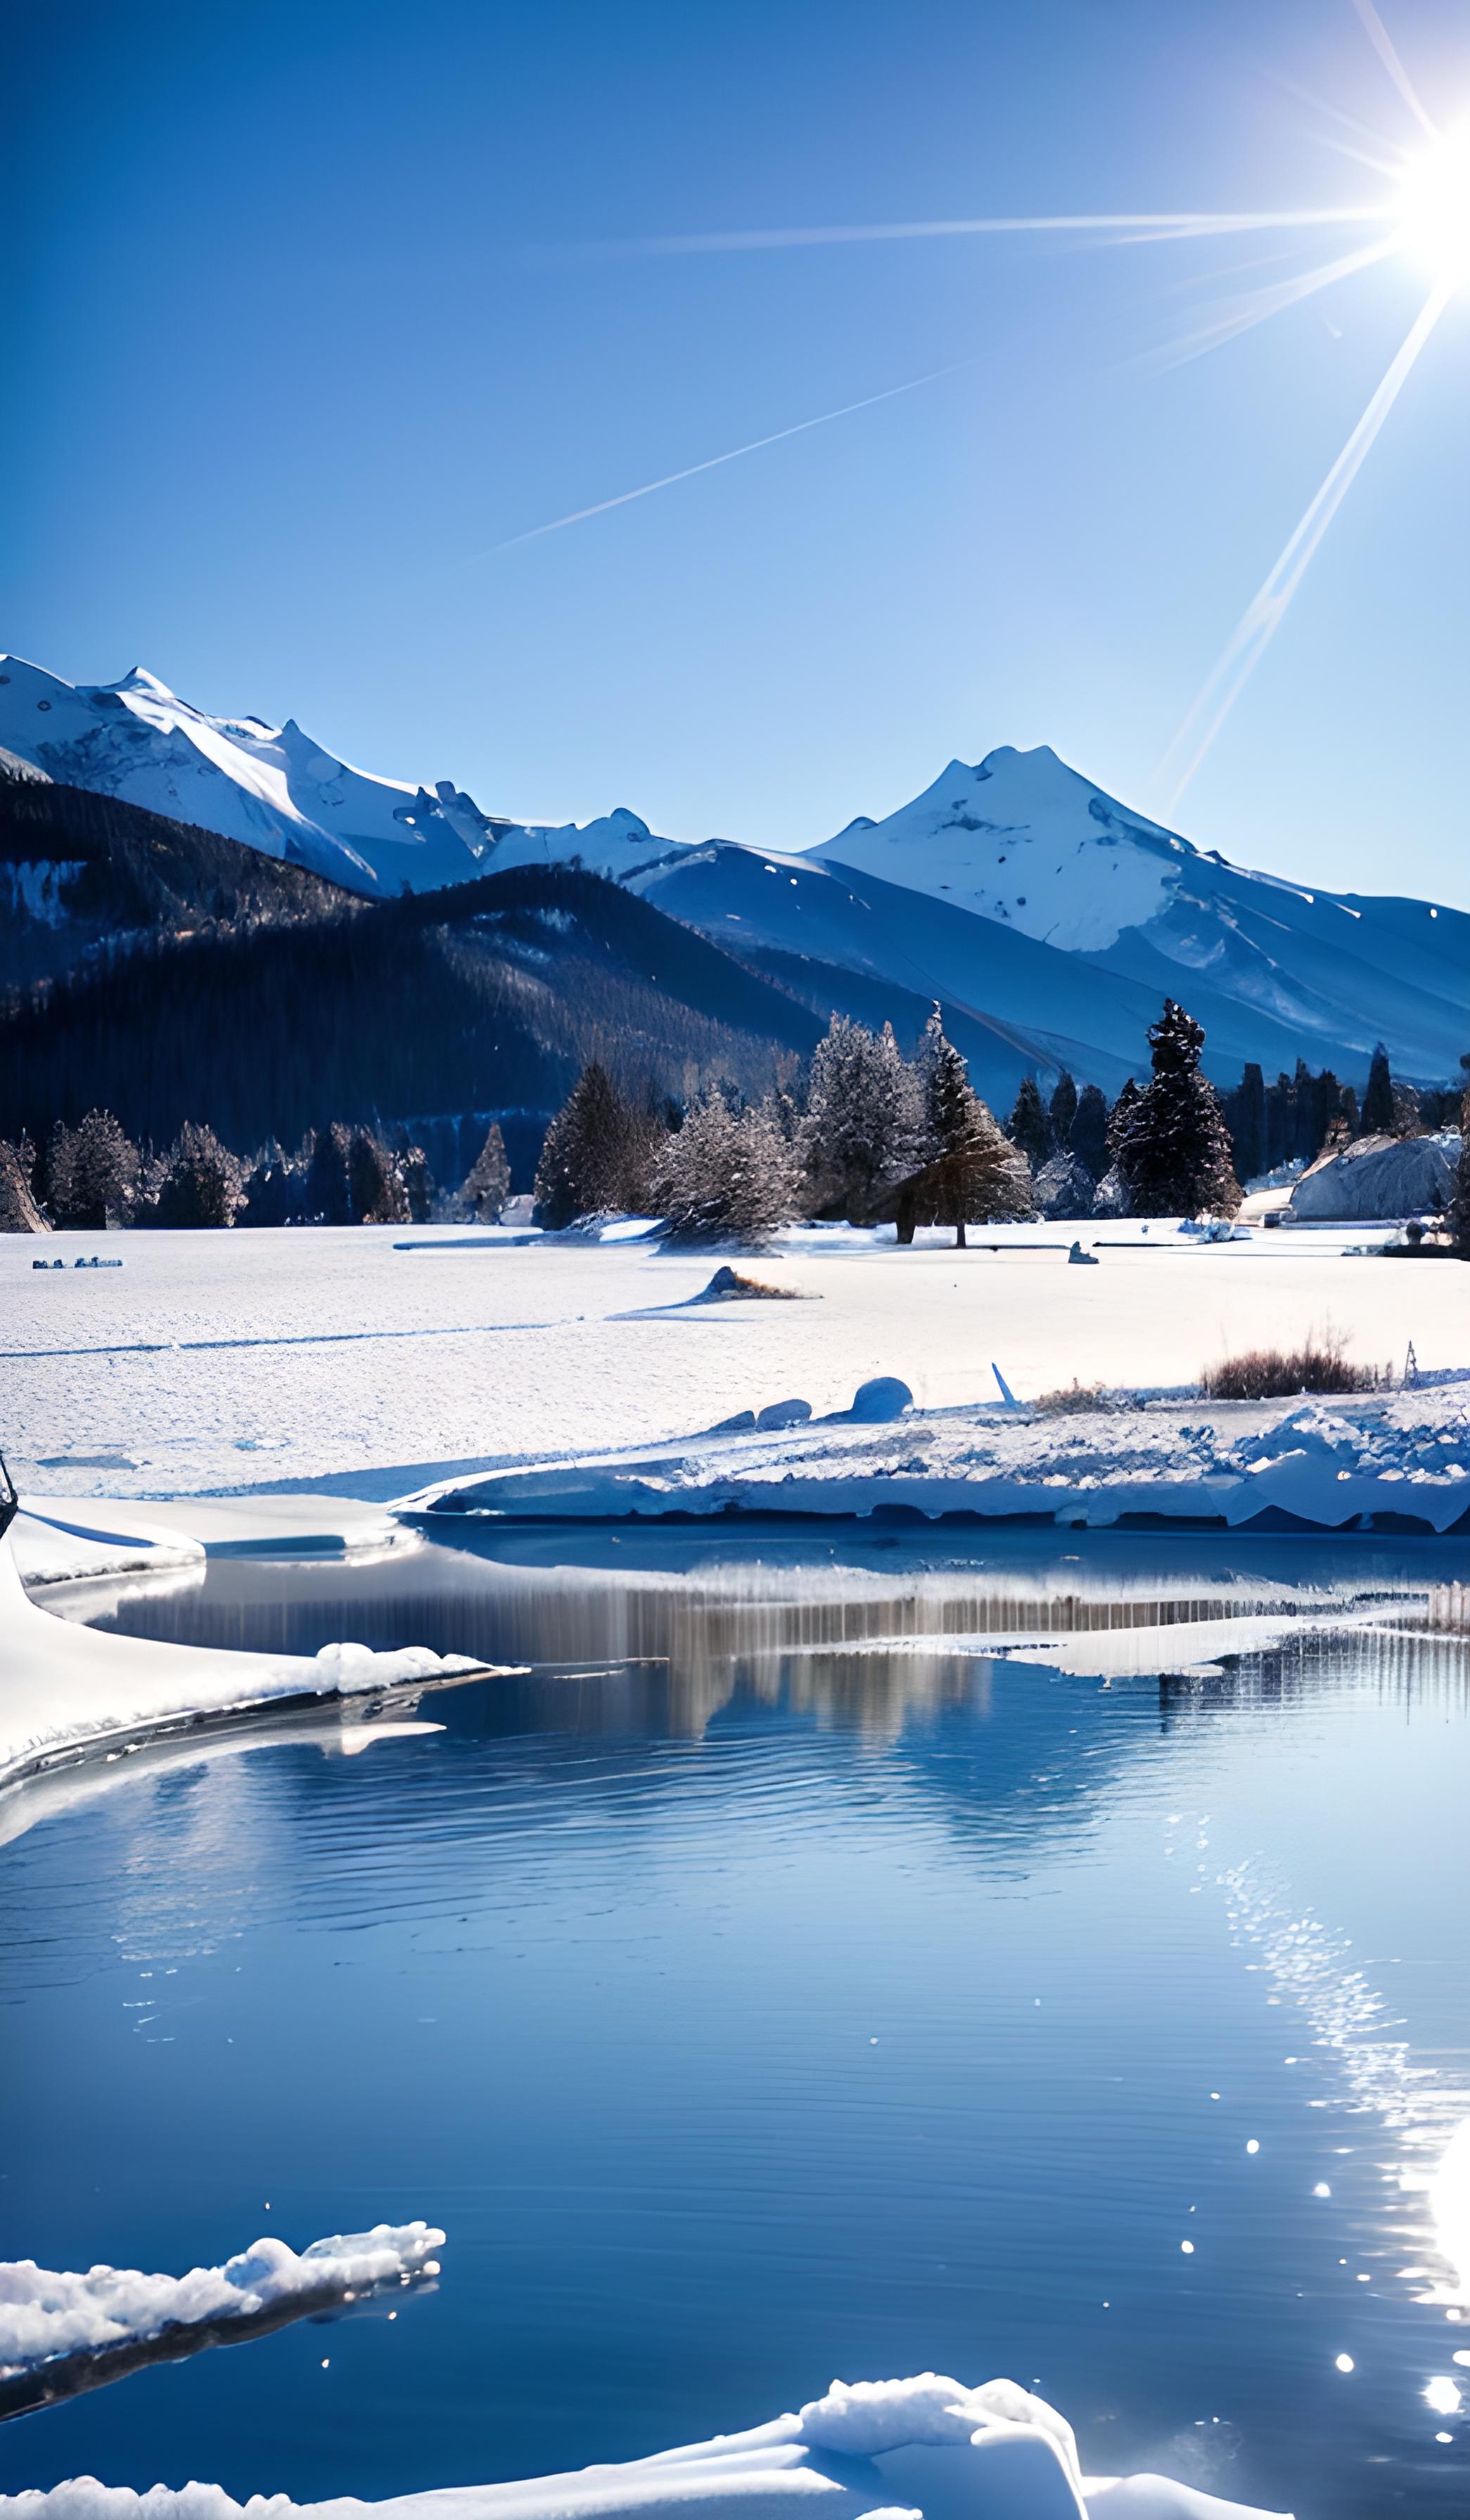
[
  {"xmin": 1113, "ymin": 1000, "xmax": 1241, "ymax": 1217},
  {"xmin": 1070, "ymin": 1082, "xmax": 1111, "ymax": 1180},
  {"xmin": 1452, "ymin": 1076, "xmax": 1470, "ymax": 1258},
  {"xmin": 147, "ymin": 1123, "xmax": 244, "ymax": 1228},
  {"xmin": 1006, "ymin": 1075, "xmax": 1051, "ymax": 1169},
  {"xmin": 46, "ymin": 1110, "xmax": 140, "ymax": 1228},
  {"xmin": 653, "ymin": 1088, "xmax": 799, "ymax": 1242},
  {"xmin": 905, "ymin": 1013, "xmax": 1033, "ymax": 1245},
  {"xmin": 534, "ymin": 1064, "xmax": 637, "ymax": 1227},
  {"xmin": 1361, "ymin": 1042, "xmax": 1394, "ymax": 1134},
  {"xmin": 1048, "ymin": 1069, "xmax": 1078, "ymax": 1154},
  {"xmin": 798, "ymin": 1015, "xmax": 925, "ymax": 1219},
  {"xmin": 461, "ymin": 1121, "xmax": 511, "ymax": 1223}
]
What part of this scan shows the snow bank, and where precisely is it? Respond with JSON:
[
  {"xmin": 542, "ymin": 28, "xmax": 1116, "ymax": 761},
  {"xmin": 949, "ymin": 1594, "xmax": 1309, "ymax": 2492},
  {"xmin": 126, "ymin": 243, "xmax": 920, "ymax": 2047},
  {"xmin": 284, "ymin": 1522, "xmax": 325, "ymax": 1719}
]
[
  {"xmin": 0, "ymin": 2226, "xmax": 442, "ymax": 2381},
  {"xmin": 0, "ymin": 2374, "xmax": 1291, "ymax": 2520},
  {"xmin": 0, "ymin": 1531, "xmax": 496, "ymax": 1791},
  {"xmin": 405, "ymin": 1382, "xmax": 1470, "ymax": 1537}
]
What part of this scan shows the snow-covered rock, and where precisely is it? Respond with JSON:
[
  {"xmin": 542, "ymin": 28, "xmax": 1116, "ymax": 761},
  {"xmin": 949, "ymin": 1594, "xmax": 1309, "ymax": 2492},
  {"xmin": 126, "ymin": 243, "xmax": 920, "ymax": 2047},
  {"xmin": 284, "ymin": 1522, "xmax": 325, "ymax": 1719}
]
[
  {"xmin": 1032, "ymin": 1154, "xmax": 1096, "ymax": 1221},
  {"xmin": 0, "ymin": 2374, "xmax": 1291, "ymax": 2520},
  {"xmin": 1289, "ymin": 1130, "xmax": 1459, "ymax": 1221}
]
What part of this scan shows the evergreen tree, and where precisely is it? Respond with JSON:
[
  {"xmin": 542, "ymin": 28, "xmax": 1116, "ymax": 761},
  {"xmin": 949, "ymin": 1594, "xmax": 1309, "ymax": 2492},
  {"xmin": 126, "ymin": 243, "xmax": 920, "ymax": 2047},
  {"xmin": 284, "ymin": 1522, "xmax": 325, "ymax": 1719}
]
[
  {"xmin": 348, "ymin": 1129, "xmax": 410, "ymax": 1225},
  {"xmin": 798, "ymin": 1015, "xmax": 925, "ymax": 1219},
  {"xmin": 1362, "ymin": 1041, "xmax": 1394, "ymax": 1134},
  {"xmin": 1228, "ymin": 1062, "xmax": 1267, "ymax": 1182},
  {"xmin": 146, "ymin": 1123, "xmax": 243, "ymax": 1228},
  {"xmin": 238, "ymin": 1152, "xmax": 308, "ymax": 1228},
  {"xmin": 46, "ymin": 1109, "xmax": 139, "ymax": 1228},
  {"xmin": 1106, "ymin": 1079, "xmax": 1139, "ymax": 1156},
  {"xmin": 1069, "ymin": 1083, "xmax": 1111, "ymax": 1181},
  {"xmin": 1113, "ymin": 1000, "xmax": 1241, "ymax": 1217},
  {"xmin": 1291, "ymin": 1058, "xmax": 1319, "ymax": 1162},
  {"xmin": 1389, "ymin": 1081, "xmax": 1424, "ymax": 1139},
  {"xmin": 304, "ymin": 1123, "xmax": 354, "ymax": 1225},
  {"xmin": 902, "ymin": 1014, "xmax": 1033, "ymax": 1245},
  {"xmin": 461, "ymin": 1122, "xmax": 511, "ymax": 1223},
  {"xmin": 654, "ymin": 1088, "xmax": 799, "ymax": 1242},
  {"xmin": 534, "ymin": 1063, "xmax": 640, "ymax": 1227},
  {"xmin": 1048, "ymin": 1069, "xmax": 1078, "ymax": 1155},
  {"xmin": 1006, "ymin": 1075, "xmax": 1051, "ymax": 1169}
]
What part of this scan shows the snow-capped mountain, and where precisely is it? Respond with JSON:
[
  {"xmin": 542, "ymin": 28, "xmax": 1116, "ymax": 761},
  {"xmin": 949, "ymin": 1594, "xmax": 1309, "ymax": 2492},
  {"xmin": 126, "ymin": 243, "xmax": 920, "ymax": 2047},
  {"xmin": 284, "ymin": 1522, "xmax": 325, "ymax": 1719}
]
[
  {"xmin": 0, "ymin": 657, "xmax": 499, "ymax": 896},
  {"xmin": 4, "ymin": 656, "xmax": 1464, "ymax": 1092}
]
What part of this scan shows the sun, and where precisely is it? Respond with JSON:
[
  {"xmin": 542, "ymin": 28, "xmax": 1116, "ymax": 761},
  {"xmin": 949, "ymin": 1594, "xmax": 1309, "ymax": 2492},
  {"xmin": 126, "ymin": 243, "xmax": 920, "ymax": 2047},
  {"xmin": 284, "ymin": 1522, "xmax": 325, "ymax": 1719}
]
[{"xmin": 1393, "ymin": 122, "xmax": 1470, "ymax": 286}]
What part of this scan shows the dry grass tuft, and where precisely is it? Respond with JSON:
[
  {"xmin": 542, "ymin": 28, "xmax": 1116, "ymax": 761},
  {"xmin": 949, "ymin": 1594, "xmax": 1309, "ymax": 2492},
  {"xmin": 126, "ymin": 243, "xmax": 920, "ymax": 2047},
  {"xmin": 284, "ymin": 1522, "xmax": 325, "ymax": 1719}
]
[
  {"xmin": 1033, "ymin": 1380, "xmax": 1111, "ymax": 1415},
  {"xmin": 1201, "ymin": 1330, "xmax": 1383, "ymax": 1401}
]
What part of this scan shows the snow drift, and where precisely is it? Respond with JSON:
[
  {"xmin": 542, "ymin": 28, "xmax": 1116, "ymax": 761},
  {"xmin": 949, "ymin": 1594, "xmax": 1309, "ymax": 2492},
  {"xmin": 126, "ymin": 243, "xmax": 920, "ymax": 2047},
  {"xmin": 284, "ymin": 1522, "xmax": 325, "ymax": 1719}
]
[{"xmin": 0, "ymin": 2372, "xmax": 1291, "ymax": 2519}]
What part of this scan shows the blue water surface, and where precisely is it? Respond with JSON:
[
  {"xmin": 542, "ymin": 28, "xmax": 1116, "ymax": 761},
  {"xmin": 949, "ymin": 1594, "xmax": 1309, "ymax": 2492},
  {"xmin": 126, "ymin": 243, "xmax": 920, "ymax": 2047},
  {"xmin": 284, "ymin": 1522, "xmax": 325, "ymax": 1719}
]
[{"xmin": 2, "ymin": 1530, "xmax": 1468, "ymax": 2518}]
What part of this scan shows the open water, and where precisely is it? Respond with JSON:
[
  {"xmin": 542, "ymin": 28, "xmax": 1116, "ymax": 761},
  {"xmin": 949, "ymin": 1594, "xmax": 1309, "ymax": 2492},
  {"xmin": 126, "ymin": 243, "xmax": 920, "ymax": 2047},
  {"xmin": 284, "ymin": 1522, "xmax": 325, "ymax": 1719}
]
[{"xmin": 3, "ymin": 1526, "xmax": 1469, "ymax": 2517}]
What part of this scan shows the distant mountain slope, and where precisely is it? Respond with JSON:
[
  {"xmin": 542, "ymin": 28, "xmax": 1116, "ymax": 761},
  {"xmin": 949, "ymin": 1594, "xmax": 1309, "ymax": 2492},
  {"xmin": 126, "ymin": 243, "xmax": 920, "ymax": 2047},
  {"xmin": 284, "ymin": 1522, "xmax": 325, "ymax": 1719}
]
[
  {"xmin": 0, "ymin": 766, "xmax": 347, "ymax": 989},
  {"xmin": 7, "ymin": 657, "xmax": 1464, "ymax": 1092},
  {"xmin": 0, "ymin": 850, "xmax": 822, "ymax": 1175}
]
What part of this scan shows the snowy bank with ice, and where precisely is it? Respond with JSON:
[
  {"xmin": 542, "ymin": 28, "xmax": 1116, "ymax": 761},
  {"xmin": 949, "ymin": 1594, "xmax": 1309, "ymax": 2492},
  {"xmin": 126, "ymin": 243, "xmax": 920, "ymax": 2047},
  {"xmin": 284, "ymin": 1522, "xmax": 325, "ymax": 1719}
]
[
  {"xmin": 0, "ymin": 1529, "xmax": 497, "ymax": 1792},
  {"xmin": 0, "ymin": 2372, "xmax": 1290, "ymax": 2520},
  {"xmin": 0, "ymin": 2227, "xmax": 442, "ymax": 2415},
  {"xmin": 406, "ymin": 1378, "xmax": 1470, "ymax": 1536}
]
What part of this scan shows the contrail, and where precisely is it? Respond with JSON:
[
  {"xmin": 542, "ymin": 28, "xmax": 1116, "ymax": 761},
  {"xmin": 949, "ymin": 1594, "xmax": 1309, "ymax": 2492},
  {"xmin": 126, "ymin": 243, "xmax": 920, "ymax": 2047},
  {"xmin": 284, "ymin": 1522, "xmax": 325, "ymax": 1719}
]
[
  {"xmin": 445, "ymin": 357, "xmax": 979, "ymax": 570},
  {"xmin": 1349, "ymin": 0, "xmax": 1439, "ymax": 140},
  {"xmin": 1158, "ymin": 281, "xmax": 1449, "ymax": 806},
  {"xmin": 611, "ymin": 207, "xmax": 1386, "ymax": 258}
]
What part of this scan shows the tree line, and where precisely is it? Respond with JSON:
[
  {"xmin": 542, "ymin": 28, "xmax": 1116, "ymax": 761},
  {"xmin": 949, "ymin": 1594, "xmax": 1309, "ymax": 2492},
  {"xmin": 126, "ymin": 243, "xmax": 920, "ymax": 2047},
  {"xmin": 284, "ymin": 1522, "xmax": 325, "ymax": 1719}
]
[{"xmin": 4, "ymin": 995, "xmax": 1465, "ymax": 1245}]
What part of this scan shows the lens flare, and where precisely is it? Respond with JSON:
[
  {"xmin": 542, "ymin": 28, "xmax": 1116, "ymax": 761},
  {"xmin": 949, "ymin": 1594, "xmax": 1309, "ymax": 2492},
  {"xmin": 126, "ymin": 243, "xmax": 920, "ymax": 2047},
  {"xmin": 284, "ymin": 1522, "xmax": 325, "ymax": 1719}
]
[{"xmin": 1395, "ymin": 124, "xmax": 1470, "ymax": 283}]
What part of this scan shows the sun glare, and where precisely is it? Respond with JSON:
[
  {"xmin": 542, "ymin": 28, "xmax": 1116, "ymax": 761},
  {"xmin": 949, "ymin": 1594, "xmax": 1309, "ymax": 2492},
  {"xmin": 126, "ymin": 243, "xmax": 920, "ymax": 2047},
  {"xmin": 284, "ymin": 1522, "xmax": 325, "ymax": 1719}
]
[{"xmin": 1394, "ymin": 123, "xmax": 1470, "ymax": 284}]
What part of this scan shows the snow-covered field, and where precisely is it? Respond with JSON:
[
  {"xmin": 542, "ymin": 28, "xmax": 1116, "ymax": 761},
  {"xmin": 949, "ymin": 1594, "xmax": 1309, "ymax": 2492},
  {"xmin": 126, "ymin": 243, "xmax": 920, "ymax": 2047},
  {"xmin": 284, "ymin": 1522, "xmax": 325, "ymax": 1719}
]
[{"xmin": 5, "ymin": 1221, "xmax": 1460, "ymax": 1505}]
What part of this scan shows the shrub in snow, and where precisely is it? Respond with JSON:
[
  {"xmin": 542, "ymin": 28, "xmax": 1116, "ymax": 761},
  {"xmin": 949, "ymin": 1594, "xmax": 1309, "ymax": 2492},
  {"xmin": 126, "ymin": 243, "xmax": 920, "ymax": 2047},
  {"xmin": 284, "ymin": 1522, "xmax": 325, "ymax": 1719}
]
[
  {"xmin": 1112, "ymin": 1001, "xmax": 1240, "ymax": 1218},
  {"xmin": 535, "ymin": 1064, "xmax": 658, "ymax": 1227},
  {"xmin": 798, "ymin": 1016, "xmax": 926, "ymax": 1221},
  {"xmin": 0, "ymin": 1136, "xmax": 46, "ymax": 1234},
  {"xmin": 141, "ymin": 1124, "xmax": 243, "ymax": 1230},
  {"xmin": 45, "ymin": 1109, "xmax": 139, "ymax": 1228},
  {"xmin": 460, "ymin": 1121, "xmax": 511, "ymax": 1223},
  {"xmin": 1201, "ymin": 1332, "xmax": 1383, "ymax": 1401},
  {"xmin": 654, "ymin": 1088, "xmax": 800, "ymax": 1243}
]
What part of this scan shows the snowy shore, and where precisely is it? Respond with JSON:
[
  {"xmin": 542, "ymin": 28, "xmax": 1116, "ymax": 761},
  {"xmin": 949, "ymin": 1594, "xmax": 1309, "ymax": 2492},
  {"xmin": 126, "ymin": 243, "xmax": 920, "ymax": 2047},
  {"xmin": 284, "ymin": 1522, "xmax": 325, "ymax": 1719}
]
[
  {"xmin": 0, "ymin": 1529, "xmax": 500, "ymax": 1794},
  {"xmin": 404, "ymin": 1379, "xmax": 1470, "ymax": 1536},
  {"xmin": 0, "ymin": 2372, "xmax": 1289, "ymax": 2520}
]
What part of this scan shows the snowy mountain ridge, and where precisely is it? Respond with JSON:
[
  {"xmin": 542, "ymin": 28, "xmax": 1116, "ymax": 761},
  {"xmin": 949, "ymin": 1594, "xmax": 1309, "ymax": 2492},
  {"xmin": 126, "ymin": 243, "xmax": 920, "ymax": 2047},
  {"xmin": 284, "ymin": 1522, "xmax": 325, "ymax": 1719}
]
[{"xmin": 4, "ymin": 653, "xmax": 1465, "ymax": 1090}]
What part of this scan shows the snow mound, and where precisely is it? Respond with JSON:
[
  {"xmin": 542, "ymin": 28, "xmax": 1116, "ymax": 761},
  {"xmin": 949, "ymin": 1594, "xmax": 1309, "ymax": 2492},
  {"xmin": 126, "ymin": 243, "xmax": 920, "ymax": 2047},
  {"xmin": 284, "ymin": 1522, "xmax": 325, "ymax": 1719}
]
[
  {"xmin": 0, "ymin": 2225, "xmax": 442, "ymax": 2377},
  {"xmin": 1290, "ymin": 1131, "xmax": 1459, "ymax": 1221},
  {"xmin": 0, "ymin": 2374, "xmax": 1292, "ymax": 2520}
]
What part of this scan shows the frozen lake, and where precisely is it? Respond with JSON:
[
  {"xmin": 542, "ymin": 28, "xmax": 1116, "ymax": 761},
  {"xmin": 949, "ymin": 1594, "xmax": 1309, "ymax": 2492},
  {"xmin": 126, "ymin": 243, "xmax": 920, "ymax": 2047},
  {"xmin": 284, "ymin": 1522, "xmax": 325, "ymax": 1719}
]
[{"xmin": 4, "ymin": 1531, "xmax": 1469, "ymax": 2516}]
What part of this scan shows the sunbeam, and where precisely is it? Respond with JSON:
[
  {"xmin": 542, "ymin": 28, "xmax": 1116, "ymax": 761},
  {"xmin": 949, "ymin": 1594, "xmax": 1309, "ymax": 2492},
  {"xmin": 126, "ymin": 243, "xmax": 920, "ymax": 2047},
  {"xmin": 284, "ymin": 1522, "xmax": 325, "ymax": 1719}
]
[
  {"xmin": 1350, "ymin": 0, "xmax": 1440, "ymax": 141},
  {"xmin": 1142, "ymin": 236, "xmax": 1395, "ymax": 371},
  {"xmin": 615, "ymin": 207, "xmax": 1387, "ymax": 258},
  {"xmin": 1158, "ymin": 281, "xmax": 1450, "ymax": 804},
  {"xmin": 435, "ymin": 359, "xmax": 978, "ymax": 574}
]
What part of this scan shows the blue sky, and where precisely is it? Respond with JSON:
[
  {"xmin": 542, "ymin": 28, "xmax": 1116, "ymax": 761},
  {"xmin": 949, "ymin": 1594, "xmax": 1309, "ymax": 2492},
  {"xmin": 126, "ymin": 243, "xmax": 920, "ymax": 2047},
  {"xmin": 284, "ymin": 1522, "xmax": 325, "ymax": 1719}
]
[{"xmin": 8, "ymin": 1, "xmax": 1470, "ymax": 901}]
